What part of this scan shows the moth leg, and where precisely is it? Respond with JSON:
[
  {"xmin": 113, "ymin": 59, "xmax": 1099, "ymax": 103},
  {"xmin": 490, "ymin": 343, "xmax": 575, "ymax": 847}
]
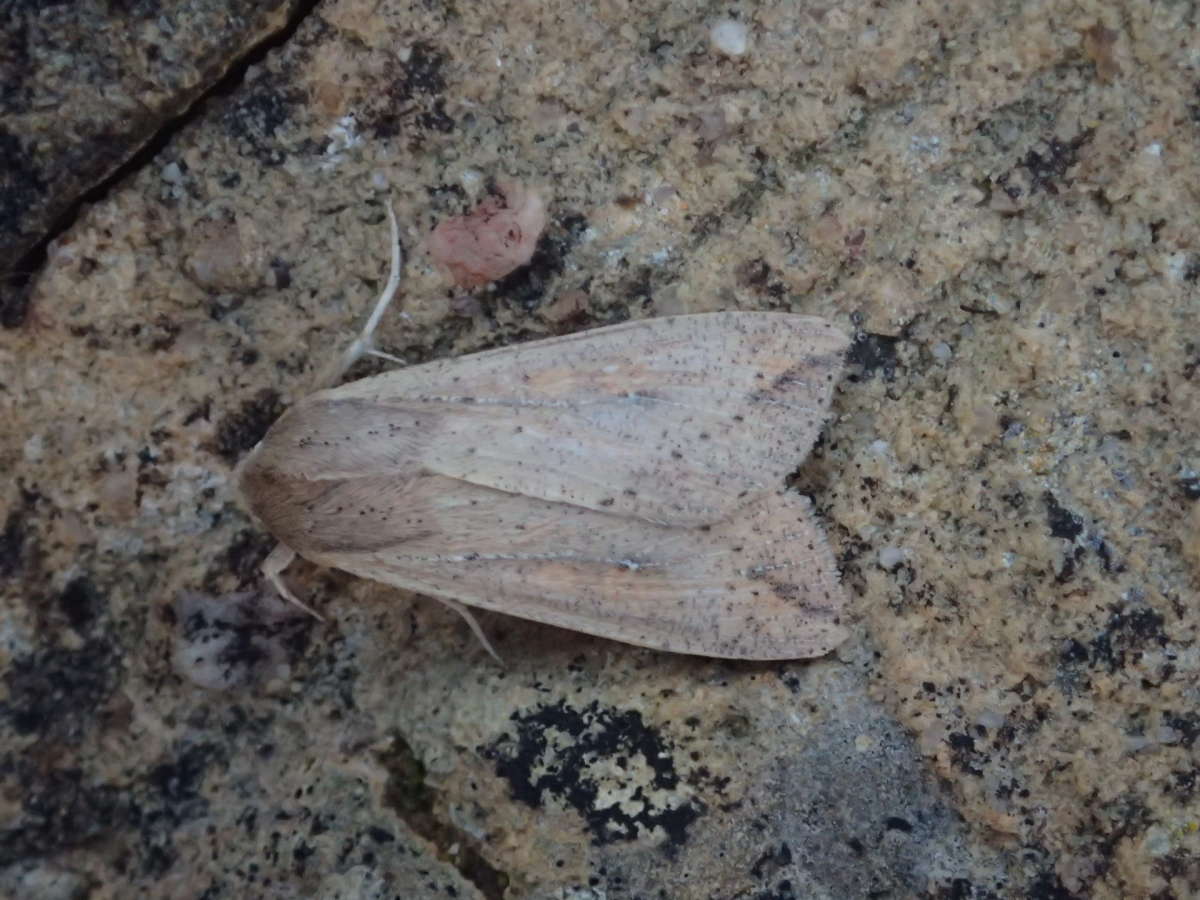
[
  {"xmin": 366, "ymin": 348, "xmax": 406, "ymax": 365},
  {"xmin": 262, "ymin": 543, "xmax": 326, "ymax": 622},
  {"xmin": 326, "ymin": 199, "xmax": 407, "ymax": 385},
  {"xmin": 434, "ymin": 596, "xmax": 503, "ymax": 664}
]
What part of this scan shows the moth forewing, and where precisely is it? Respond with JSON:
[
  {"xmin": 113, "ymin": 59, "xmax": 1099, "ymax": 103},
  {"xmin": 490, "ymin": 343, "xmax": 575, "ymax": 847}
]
[
  {"xmin": 242, "ymin": 471, "xmax": 845, "ymax": 659},
  {"xmin": 237, "ymin": 311, "xmax": 850, "ymax": 660},
  {"xmin": 242, "ymin": 312, "xmax": 849, "ymax": 526}
]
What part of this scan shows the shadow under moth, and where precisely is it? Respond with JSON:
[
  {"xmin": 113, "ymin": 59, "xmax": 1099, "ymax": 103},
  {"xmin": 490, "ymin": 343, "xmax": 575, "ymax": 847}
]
[{"xmin": 237, "ymin": 204, "xmax": 850, "ymax": 660}]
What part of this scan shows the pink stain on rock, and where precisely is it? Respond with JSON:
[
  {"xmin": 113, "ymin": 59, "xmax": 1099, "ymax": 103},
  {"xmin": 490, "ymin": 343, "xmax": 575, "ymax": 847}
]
[{"xmin": 427, "ymin": 181, "xmax": 548, "ymax": 288}]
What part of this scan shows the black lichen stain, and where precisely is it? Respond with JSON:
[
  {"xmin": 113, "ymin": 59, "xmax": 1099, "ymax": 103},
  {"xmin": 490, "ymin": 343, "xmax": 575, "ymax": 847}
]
[
  {"xmin": 0, "ymin": 125, "xmax": 45, "ymax": 267},
  {"xmin": 1059, "ymin": 603, "xmax": 1168, "ymax": 684},
  {"xmin": 621, "ymin": 264, "xmax": 655, "ymax": 310},
  {"xmin": 0, "ymin": 764, "xmax": 126, "ymax": 869},
  {"xmin": 1162, "ymin": 710, "xmax": 1200, "ymax": 749},
  {"xmin": 982, "ymin": 128, "xmax": 1094, "ymax": 207},
  {"xmin": 0, "ymin": 510, "xmax": 23, "ymax": 576},
  {"xmin": 418, "ymin": 98, "xmax": 455, "ymax": 134},
  {"xmin": 480, "ymin": 700, "xmax": 704, "ymax": 850},
  {"xmin": 736, "ymin": 257, "xmax": 787, "ymax": 299},
  {"xmin": 213, "ymin": 389, "xmax": 284, "ymax": 465},
  {"xmin": 1027, "ymin": 870, "xmax": 1082, "ymax": 899},
  {"xmin": 846, "ymin": 332, "xmax": 900, "ymax": 382},
  {"xmin": 58, "ymin": 575, "xmax": 105, "ymax": 631},
  {"xmin": 1019, "ymin": 131, "xmax": 1093, "ymax": 196},
  {"xmin": 397, "ymin": 42, "xmax": 447, "ymax": 98},
  {"xmin": 752, "ymin": 880, "xmax": 801, "ymax": 900},
  {"xmin": 1164, "ymin": 767, "xmax": 1198, "ymax": 806},
  {"xmin": 179, "ymin": 598, "xmax": 303, "ymax": 689},
  {"xmin": 1087, "ymin": 603, "xmax": 1167, "ymax": 673},
  {"xmin": 134, "ymin": 742, "xmax": 223, "ymax": 877},
  {"xmin": 1154, "ymin": 851, "xmax": 1200, "ymax": 893},
  {"xmin": 933, "ymin": 878, "xmax": 997, "ymax": 900},
  {"xmin": 426, "ymin": 181, "xmax": 467, "ymax": 214},
  {"xmin": 1047, "ymin": 794, "xmax": 1153, "ymax": 893},
  {"xmin": 750, "ymin": 841, "xmax": 792, "ymax": 881},
  {"xmin": 689, "ymin": 210, "xmax": 723, "ymax": 242},
  {"xmin": 1038, "ymin": 494, "xmax": 1124, "ymax": 583},
  {"xmin": 0, "ymin": 15, "xmax": 31, "ymax": 109},
  {"xmin": 0, "ymin": 660, "xmax": 220, "ymax": 873},
  {"xmin": 370, "ymin": 42, "xmax": 453, "ymax": 140},
  {"xmin": 1043, "ymin": 492, "xmax": 1084, "ymax": 540},
  {"xmin": 1042, "ymin": 491, "xmax": 1084, "ymax": 580},
  {"xmin": 212, "ymin": 528, "xmax": 277, "ymax": 589},
  {"xmin": 931, "ymin": 883, "xmax": 979, "ymax": 900},
  {"xmin": 1060, "ymin": 638, "xmax": 1089, "ymax": 672},
  {"xmin": 0, "ymin": 487, "xmax": 38, "ymax": 578},
  {"xmin": 1188, "ymin": 82, "xmax": 1200, "ymax": 125},
  {"xmin": 491, "ymin": 212, "xmax": 589, "ymax": 311},
  {"xmin": 2, "ymin": 638, "xmax": 116, "ymax": 743},
  {"xmin": 945, "ymin": 731, "xmax": 984, "ymax": 777},
  {"xmin": 1180, "ymin": 475, "xmax": 1200, "ymax": 500},
  {"xmin": 146, "ymin": 742, "xmax": 219, "ymax": 815},
  {"xmin": 1055, "ymin": 545, "xmax": 1085, "ymax": 584},
  {"xmin": 222, "ymin": 85, "xmax": 304, "ymax": 168}
]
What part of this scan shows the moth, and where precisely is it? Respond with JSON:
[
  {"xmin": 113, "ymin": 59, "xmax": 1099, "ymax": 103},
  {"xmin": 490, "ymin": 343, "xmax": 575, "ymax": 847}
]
[{"xmin": 237, "ymin": 204, "xmax": 850, "ymax": 660}]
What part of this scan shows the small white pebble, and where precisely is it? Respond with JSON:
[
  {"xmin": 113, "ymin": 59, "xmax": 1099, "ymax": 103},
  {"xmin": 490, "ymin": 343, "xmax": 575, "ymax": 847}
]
[
  {"xmin": 975, "ymin": 708, "xmax": 1007, "ymax": 730},
  {"xmin": 1166, "ymin": 252, "xmax": 1189, "ymax": 282},
  {"xmin": 326, "ymin": 115, "xmax": 360, "ymax": 155},
  {"xmin": 23, "ymin": 433, "xmax": 44, "ymax": 463},
  {"xmin": 161, "ymin": 161, "xmax": 183, "ymax": 183},
  {"xmin": 878, "ymin": 546, "xmax": 910, "ymax": 569},
  {"xmin": 986, "ymin": 293, "xmax": 1011, "ymax": 314},
  {"xmin": 1125, "ymin": 734, "xmax": 1154, "ymax": 753},
  {"xmin": 1155, "ymin": 725, "xmax": 1181, "ymax": 745},
  {"xmin": 710, "ymin": 19, "xmax": 748, "ymax": 57},
  {"xmin": 932, "ymin": 341, "xmax": 953, "ymax": 362},
  {"xmin": 1142, "ymin": 825, "xmax": 1172, "ymax": 858},
  {"xmin": 459, "ymin": 168, "xmax": 484, "ymax": 196}
]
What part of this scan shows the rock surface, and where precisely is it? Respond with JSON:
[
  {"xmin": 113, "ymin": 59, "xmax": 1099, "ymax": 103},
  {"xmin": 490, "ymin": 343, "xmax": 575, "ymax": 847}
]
[
  {"xmin": 2, "ymin": 0, "xmax": 1198, "ymax": 897},
  {"xmin": 0, "ymin": 0, "xmax": 301, "ymax": 325}
]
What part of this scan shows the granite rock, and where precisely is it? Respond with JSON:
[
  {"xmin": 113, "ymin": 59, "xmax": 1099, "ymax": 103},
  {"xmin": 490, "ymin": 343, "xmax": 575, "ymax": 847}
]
[
  {"xmin": 0, "ymin": 0, "xmax": 301, "ymax": 325},
  {"xmin": 3, "ymin": 0, "xmax": 1198, "ymax": 897}
]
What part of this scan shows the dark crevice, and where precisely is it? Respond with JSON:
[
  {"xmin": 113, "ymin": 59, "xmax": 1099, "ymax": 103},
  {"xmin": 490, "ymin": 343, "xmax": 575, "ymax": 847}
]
[
  {"xmin": 378, "ymin": 733, "xmax": 509, "ymax": 900},
  {"xmin": 1, "ymin": 0, "xmax": 322, "ymax": 329}
]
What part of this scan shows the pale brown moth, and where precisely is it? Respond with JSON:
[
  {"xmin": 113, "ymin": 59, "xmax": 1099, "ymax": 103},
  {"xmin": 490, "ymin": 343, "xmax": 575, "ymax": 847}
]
[{"xmin": 237, "ymin": 204, "xmax": 850, "ymax": 660}]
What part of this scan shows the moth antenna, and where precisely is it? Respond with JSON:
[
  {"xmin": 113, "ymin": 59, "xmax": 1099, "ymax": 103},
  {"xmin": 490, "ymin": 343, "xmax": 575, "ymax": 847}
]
[
  {"xmin": 262, "ymin": 543, "xmax": 326, "ymax": 622},
  {"xmin": 258, "ymin": 202, "xmax": 407, "ymax": 619},
  {"xmin": 326, "ymin": 199, "xmax": 407, "ymax": 386},
  {"xmin": 436, "ymin": 596, "xmax": 503, "ymax": 664}
]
